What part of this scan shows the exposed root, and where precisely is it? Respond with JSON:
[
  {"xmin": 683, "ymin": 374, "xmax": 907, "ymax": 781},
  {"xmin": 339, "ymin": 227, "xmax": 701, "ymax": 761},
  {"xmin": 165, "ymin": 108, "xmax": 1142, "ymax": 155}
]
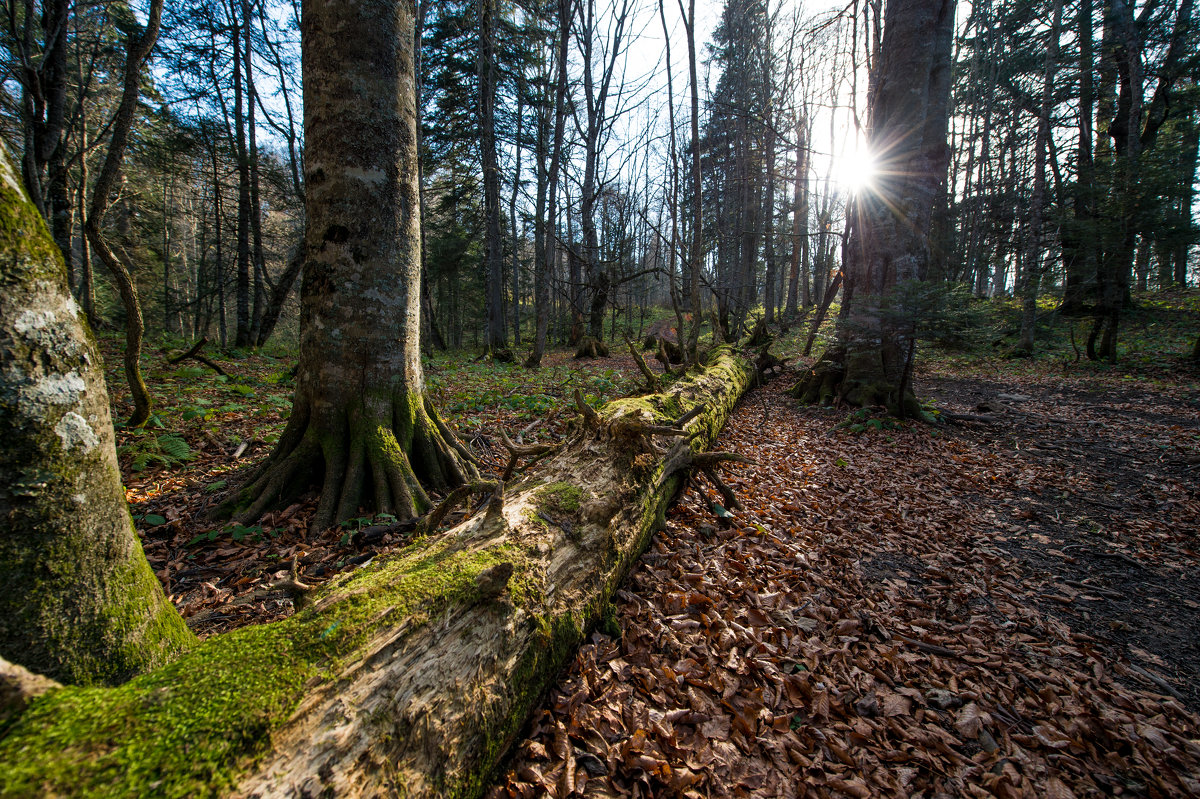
[
  {"xmin": 701, "ymin": 467, "xmax": 742, "ymax": 512},
  {"xmin": 233, "ymin": 391, "xmax": 477, "ymax": 535},
  {"xmin": 420, "ymin": 480, "xmax": 503, "ymax": 535},
  {"xmin": 754, "ymin": 344, "xmax": 788, "ymax": 385},
  {"xmin": 268, "ymin": 556, "xmax": 317, "ymax": 609},
  {"xmin": 656, "ymin": 439, "xmax": 752, "ymax": 491},
  {"xmin": 574, "ymin": 337, "xmax": 609, "ymax": 358}
]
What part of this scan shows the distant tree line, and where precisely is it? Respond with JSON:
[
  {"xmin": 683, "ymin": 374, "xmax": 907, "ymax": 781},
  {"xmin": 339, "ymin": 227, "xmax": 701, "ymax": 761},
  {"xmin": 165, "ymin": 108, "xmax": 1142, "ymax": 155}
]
[{"xmin": 1, "ymin": 0, "xmax": 1196, "ymax": 377}]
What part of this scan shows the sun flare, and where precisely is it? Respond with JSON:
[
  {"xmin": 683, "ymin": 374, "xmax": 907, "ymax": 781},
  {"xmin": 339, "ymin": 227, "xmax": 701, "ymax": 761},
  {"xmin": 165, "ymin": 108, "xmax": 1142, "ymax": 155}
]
[{"xmin": 833, "ymin": 144, "xmax": 878, "ymax": 194}]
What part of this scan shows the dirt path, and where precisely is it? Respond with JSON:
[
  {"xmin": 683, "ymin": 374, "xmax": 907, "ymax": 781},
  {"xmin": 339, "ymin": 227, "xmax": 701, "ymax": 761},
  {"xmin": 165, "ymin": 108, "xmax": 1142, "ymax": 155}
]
[{"xmin": 493, "ymin": 373, "xmax": 1200, "ymax": 798}]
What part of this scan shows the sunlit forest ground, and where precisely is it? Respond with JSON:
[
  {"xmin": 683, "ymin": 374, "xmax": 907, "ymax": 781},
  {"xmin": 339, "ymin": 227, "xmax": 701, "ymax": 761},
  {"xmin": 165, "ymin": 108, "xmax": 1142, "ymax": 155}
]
[{"xmin": 99, "ymin": 290, "xmax": 1200, "ymax": 796}]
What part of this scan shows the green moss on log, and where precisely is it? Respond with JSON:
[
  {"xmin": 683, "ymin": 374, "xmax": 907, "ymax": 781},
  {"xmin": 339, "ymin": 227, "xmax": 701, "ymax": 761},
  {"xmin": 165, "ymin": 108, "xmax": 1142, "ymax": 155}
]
[
  {"xmin": 533, "ymin": 482, "xmax": 583, "ymax": 515},
  {"xmin": 0, "ymin": 538, "xmax": 537, "ymax": 797}
]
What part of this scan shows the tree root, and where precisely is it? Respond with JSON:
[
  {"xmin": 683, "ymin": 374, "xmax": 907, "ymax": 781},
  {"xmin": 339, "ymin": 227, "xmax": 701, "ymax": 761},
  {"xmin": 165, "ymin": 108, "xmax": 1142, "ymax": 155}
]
[
  {"xmin": 701, "ymin": 467, "xmax": 742, "ymax": 511},
  {"xmin": 231, "ymin": 392, "xmax": 477, "ymax": 535},
  {"xmin": 420, "ymin": 480, "xmax": 503, "ymax": 535},
  {"xmin": 268, "ymin": 556, "xmax": 317, "ymax": 609}
]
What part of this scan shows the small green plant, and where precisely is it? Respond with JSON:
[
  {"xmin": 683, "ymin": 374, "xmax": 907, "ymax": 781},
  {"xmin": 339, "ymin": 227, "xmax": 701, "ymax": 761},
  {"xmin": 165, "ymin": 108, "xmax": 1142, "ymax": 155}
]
[
  {"xmin": 186, "ymin": 523, "xmax": 270, "ymax": 547},
  {"xmin": 836, "ymin": 407, "xmax": 900, "ymax": 435},
  {"xmin": 119, "ymin": 431, "xmax": 194, "ymax": 471}
]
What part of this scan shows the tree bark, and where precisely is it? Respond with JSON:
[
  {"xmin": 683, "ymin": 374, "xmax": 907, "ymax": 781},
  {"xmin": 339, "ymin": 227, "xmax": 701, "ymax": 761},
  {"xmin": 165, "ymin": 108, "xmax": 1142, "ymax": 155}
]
[
  {"xmin": 1061, "ymin": 0, "xmax": 1095, "ymax": 315},
  {"xmin": 480, "ymin": 0, "xmax": 508, "ymax": 356},
  {"xmin": 526, "ymin": 0, "xmax": 570, "ymax": 369},
  {"xmin": 681, "ymin": 0, "xmax": 703, "ymax": 360},
  {"xmin": 232, "ymin": 0, "xmax": 473, "ymax": 534},
  {"xmin": 0, "ymin": 142, "xmax": 193, "ymax": 688},
  {"xmin": 0, "ymin": 348, "xmax": 753, "ymax": 798},
  {"xmin": 1015, "ymin": 0, "xmax": 1062, "ymax": 356}
]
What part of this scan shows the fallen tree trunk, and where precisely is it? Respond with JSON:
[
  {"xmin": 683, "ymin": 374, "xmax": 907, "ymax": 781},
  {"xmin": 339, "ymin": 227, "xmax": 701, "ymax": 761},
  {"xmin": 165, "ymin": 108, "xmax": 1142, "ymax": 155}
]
[{"xmin": 0, "ymin": 348, "xmax": 753, "ymax": 798}]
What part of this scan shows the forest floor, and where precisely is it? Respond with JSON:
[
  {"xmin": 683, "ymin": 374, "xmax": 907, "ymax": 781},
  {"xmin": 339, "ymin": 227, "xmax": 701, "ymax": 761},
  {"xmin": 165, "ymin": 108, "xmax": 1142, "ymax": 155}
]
[
  {"xmin": 492, "ymin": 361, "xmax": 1200, "ymax": 798},
  {"xmin": 102, "ymin": 293, "xmax": 1200, "ymax": 797}
]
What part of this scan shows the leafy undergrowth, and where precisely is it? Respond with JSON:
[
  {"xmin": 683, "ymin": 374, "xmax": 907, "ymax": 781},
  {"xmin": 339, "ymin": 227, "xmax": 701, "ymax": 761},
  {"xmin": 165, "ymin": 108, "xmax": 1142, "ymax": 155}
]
[
  {"xmin": 493, "ymin": 365, "xmax": 1200, "ymax": 798},
  {"xmin": 98, "ymin": 335, "xmax": 646, "ymax": 637}
]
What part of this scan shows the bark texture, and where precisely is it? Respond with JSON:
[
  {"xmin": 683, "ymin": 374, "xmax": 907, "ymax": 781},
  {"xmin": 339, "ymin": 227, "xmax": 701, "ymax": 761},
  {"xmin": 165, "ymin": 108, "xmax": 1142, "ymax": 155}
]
[
  {"xmin": 0, "ymin": 143, "xmax": 193, "ymax": 687},
  {"xmin": 235, "ymin": 0, "xmax": 472, "ymax": 532},
  {"xmin": 0, "ymin": 349, "xmax": 753, "ymax": 799}
]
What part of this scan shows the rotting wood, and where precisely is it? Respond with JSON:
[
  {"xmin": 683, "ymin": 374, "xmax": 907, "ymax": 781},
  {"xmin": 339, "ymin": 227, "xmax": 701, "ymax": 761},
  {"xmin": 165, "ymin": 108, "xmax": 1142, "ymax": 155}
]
[{"xmin": 0, "ymin": 347, "xmax": 754, "ymax": 799}]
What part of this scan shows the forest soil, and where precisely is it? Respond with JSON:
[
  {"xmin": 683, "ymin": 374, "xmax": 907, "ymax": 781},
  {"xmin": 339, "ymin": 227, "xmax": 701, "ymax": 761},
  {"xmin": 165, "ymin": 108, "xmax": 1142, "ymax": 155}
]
[{"xmin": 493, "ymin": 367, "xmax": 1200, "ymax": 798}]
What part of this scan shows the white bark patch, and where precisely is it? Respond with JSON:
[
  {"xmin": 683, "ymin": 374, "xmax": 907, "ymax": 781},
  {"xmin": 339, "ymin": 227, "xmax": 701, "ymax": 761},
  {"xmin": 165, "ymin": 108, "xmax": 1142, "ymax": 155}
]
[
  {"xmin": 55, "ymin": 411, "xmax": 99, "ymax": 452},
  {"xmin": 14, "ymin": 309, "xmax": 56, "ymax": 335},
  {"xmin": 343, "ymin": 167, "xmax": 386, "ymax": 186},
  {"xmin": 19, "ymin": 371, "xmax": 86, "ymax": 411}
]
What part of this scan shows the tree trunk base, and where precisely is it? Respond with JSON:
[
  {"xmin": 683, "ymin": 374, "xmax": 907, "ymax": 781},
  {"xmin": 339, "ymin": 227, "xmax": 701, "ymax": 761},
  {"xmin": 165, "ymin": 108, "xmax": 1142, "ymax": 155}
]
[
  {"xmin": 791, "ymin": 347, "xmax": 922, "ymax": 417},
  {"xmin": 574, "ymin": 337, "xmax": 609, "ymax": 358},
  {"xmin": 228, "ymin": 391, "xmax": 476, "ymax": 534}
]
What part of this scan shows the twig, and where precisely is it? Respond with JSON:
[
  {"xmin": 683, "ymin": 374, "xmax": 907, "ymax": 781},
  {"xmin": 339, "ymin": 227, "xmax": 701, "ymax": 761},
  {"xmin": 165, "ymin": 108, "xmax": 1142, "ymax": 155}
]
[
  {"xmin": 167, "ymin": 337, "xmax": 229, "ymax": 376},
  {"xmin": 1123, "ymin": 662, "xmax": 1187, "ymax": 702},
  {"xmin": 893, "ymin": 634, "xmax": 965, "ymax": 659}
]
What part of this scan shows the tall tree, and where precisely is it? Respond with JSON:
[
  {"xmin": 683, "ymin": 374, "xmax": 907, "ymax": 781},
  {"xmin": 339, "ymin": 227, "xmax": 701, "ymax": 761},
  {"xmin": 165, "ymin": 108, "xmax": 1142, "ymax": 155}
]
[
  {"xmin": 0, "ymin": 141, "xmax": 192, "ymax": 686},
  {"xmin": 233, "ymin": 0, "xmax": 475, "ymax": 532},
  {"xmin": 83, "ymin": 0, "xmax": 165, "ymax": 427},
  {"xmin": 479, "ymin": 0, "xmax": 507, "ymax": 357},
  {"xmin": 1014, "ymin": 0, "xmax": 1062, "ymax": 356},
  {"xmin": 526, "ymin": 0, "xmax": 569, "ymax": 368},
  {"xmin": 793, "ymin": 0, "xmax": 955, "ymax": 415}
]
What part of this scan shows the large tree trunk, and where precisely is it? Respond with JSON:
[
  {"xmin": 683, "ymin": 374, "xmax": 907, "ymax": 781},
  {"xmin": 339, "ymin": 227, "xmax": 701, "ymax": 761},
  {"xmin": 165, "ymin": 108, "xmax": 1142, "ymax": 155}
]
[
  {"xmin": 1061, "ymin": 0, "xmax": 1095, "ymax": 315},
  {"xmin": 0, "ymin": 348, "xmax": 753, "ymax": 798},
  {"xmin": 232, "ymin": 0, "xmax": 472, "ymax": 534},
  {"xmin": 1015, "ymin": 0, "xmax": 1062, "ymax": 357},
  {"xmin": 793, "ymin": 0, "xmax": 954, "ymax": 416},
  {"xmin": 232, "ymin": 4, "xmax": 254, "ymax": 349},
  {"xmin": 0, "ymin": 143, "xmax": 193, "ymax": 688}
]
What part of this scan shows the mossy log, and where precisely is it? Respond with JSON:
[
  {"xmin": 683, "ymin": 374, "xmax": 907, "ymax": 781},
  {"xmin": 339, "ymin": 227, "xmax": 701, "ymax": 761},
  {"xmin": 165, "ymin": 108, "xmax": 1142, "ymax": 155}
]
[{"xmin": 0, "ymin": 348, "xmax": 753, "ymax": 799}]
